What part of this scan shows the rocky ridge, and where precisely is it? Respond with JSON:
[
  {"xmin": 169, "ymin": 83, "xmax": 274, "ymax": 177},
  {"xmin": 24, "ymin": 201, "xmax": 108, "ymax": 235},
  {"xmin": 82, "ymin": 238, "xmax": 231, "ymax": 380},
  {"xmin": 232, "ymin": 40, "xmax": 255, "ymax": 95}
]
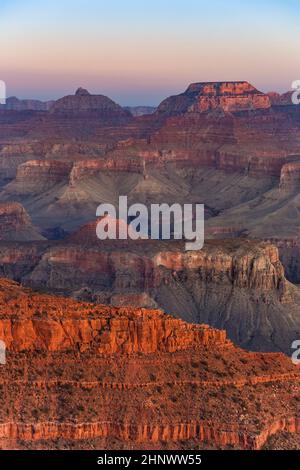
[
  {"xmin": 0, "ymin": 239, "xmax": 299, "ymax": 353},
  {"xmin": 0, "ymin": 202, "xmax": 44, "ymax": 241},
  {"xmin": 0, "ymin": 96, "xmax": 54, "ymax": 111},
  {"xmin": 157, "ymin": 81, "xmax": 271, "ymax": 116},
  {"xmin": 49, "ymin": 88, "xmax": 131, "ymax": 123},
  {"xmin": 0, "ymin": 278, "xmax": 299, "ymax": 450}
]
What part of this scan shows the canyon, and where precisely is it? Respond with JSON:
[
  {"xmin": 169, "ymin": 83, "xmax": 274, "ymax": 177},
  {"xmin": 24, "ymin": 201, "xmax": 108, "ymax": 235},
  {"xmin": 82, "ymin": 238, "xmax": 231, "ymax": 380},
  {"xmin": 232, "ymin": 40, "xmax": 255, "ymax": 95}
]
[
  {"xmin": 0, "ymin": 81, "xmax": 300, "ymax": 450},
  {"xmin": 0, "ymin": 278, "xmax": 299, "ymax": 450},
  {"xmin": 0, "ymin": 82, "xmax": 300, "ymax": 352},
  {"xmin": 0, "ymin": 238, "xmax": 298, "ymax": 354},
  {"xmin": 0, "ymin": 202, "xmax": 44, "ymax": 241}
]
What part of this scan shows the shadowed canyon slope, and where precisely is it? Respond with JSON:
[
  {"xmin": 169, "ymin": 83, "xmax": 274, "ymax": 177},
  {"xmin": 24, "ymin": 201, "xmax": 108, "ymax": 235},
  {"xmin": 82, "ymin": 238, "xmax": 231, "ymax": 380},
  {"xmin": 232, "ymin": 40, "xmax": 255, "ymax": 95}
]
[
  {"xmin": 0, "ymin": 82, "xmax": 300, "ymax": 353},
  {"xmin": 0, "ymin": 238, "xmax": 299, "ymax": 354},
  {"xmin": 0, "ymin": 81, "xmax": 300, "ymax": 239},
  {"xmin": 0, "ymin": 81, "xmax": 300, "ymax": 451},
  {"xmin": 1, "ymin": 81, "xmax": 300, "ymax": 179},
  {"xmin": 0, "ymin": 202, "xmax": 44, "ymax": 241},
  {"xmin": 0, "ymin": 279, "xmax": 299, "ymax": 450}
]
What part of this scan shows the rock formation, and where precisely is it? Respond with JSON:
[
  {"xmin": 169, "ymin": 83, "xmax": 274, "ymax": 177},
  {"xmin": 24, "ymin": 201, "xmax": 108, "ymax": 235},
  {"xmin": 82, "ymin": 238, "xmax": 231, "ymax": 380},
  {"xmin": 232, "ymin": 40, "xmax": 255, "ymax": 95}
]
[
  {"xmin": 0, "ymin": 81, "xmax": 300, "ymax": 450},
  {"xmin": 279, "ymin": 162, "xmax": 300, "ymax": 191},
  {"xmin": 267, "ymin": 238, "xmax": 300, "ymax": 284},
  {"xmin": 268, "ymin": 91, "xmax": 294, "ymax": 106},
  {"xmin": 0, "ymin": 278, "xmax": 299, "ymax": 450},
  {"xmin": 0, "ymin": 160, "xmax": 277, "ymax": 235},
  {"xmin": 2, "ymin": 160, "xmax": 72, "ymax": 195},
  {"xmin": 0, "ymin": 202, "xmax": 44, "ymax": 241},
  {"xmin": 49, "ymin": 88, "xmax": 131, "ymax": 123},
  {"xmin": 0, "ymin": 96, "xmax": 54, "ymax": 111},
  {"xmin": 157, "ymin": 81, "xmax": 271, "ymax": 116},
  {"xmin": 0, "ymin": 83, "xmax": 299, "ymax": 357},
  {"xmin": 0, "ymin": 238, "xmax": 299, "ymax": 353},
  {"xmin": 69, "ymin": 158, "xmax": 144, "ymax": 184},
  {"xmin": 1, "ymin": 81, "xmax": 300, "ymax": 180}
]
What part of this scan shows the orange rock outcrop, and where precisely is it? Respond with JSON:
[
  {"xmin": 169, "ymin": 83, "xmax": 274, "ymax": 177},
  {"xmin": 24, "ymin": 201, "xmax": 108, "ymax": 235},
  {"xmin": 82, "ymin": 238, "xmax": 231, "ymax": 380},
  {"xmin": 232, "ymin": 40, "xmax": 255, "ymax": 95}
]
[
  {"xmin": 0, "ymin": 239, "xmax": 297, "ymax": 353},
  {"xmin": 279, "ymin": 162, "xmax": 300, "ymax": 191},
  {"xmin": 0, "ymin": 278, "xmax": 299, "ymax": 450}
]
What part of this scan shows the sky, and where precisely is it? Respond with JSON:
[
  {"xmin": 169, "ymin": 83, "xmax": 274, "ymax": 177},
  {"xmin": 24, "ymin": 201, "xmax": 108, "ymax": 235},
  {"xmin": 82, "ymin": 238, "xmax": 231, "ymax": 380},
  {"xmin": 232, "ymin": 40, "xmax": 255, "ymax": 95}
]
[{"xmin": 0, "ymin": 0, "xmax": 299, "ymax": 105}]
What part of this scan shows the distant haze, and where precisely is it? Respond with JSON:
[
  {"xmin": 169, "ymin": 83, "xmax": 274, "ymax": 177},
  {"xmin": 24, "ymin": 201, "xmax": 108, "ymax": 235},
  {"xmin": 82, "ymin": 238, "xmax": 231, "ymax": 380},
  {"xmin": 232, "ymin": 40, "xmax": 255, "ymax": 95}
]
[{"xmin": 0, "ymin": 0, "xmax": 298, "ymax": 106}]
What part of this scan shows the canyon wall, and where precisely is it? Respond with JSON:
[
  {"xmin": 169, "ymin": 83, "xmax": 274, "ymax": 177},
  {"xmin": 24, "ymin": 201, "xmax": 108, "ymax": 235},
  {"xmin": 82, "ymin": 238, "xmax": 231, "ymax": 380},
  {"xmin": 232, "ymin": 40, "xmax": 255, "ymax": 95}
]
[
  {"xmin": 0, "ymin": 202, "xmax": 44, "ymax": 241},
  {"xmin": 0, "ymin": 279, "xmax": 299, "ymax": 450},
  {"xmin": 0, "ymin": 239, "xmax": 298, "ymax": 353}
]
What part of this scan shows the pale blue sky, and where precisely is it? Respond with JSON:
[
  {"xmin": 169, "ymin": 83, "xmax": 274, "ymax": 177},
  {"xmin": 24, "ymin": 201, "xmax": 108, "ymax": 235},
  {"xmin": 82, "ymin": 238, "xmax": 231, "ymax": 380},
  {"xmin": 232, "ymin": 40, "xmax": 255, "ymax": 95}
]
[{"xmin": 0, "ymin": 0, "xmax": 299, "ymax": 105}]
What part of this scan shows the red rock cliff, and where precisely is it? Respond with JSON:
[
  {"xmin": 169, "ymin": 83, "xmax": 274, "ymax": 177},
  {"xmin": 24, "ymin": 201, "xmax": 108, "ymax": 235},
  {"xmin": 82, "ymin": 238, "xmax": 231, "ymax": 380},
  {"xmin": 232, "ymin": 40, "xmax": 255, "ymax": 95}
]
[{"xmin": 0, "ymin": 279, "xmax": 299, "ymax": 450}]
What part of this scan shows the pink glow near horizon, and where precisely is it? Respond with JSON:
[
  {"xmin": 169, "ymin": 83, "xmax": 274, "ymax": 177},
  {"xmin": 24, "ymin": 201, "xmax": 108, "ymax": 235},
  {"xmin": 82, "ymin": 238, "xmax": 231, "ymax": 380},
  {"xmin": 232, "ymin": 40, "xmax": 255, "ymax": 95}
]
[{"xmin": 0, "ymin": 0, "xmax": 299, "ymax": 105}]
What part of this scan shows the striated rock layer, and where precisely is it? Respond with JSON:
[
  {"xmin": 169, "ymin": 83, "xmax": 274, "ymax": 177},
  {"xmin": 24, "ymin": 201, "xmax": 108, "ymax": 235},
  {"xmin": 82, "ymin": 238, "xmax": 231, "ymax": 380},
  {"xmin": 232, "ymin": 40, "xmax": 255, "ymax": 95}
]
[
  {"xmin": 279, "ymin": 162, "xmax": 300, "ymax": 191},
  {"xmin": 49, "ymin": 87, "xmax": 131, "ymax": 123},
  {"xmin": 4, "ymin": 160, "xmax": 72, "ymax": 194},
  {"xmin": 0, "ymin": 278, "xmax": 299, "ymax": 450},
  {"xmin": 157, "ymin": 81, "xmax": 271, "ymax": 116},
  {"xmin": 0, "ymin": 202, "xmax": 44, "ymax": 241},
  {"xmin": 0, "ymin": 239, "xmax": 299, "ymax": 353},
  {"xmin": 1, "ymin": 81, "xmax": 300, "ymax": 182},
  {"xmin": 0, "ymin": 96, "xmax": 54, "ymax": 111}
]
